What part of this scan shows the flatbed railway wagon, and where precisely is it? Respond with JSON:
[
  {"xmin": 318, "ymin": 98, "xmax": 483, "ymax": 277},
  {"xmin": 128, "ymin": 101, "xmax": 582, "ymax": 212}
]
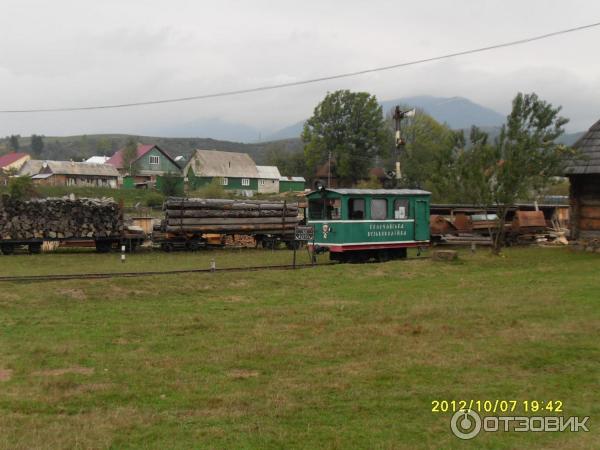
[
  {"xmin": 0, "ymin": 196, "xmax": 145, "ymax": 255},
  {"xmin": 154, "ymin": 197, "xmax": 302, "ymax": 251},
  {"xmin": 306, "ymin": 188, "xmax": 431, "ymax": 262}
]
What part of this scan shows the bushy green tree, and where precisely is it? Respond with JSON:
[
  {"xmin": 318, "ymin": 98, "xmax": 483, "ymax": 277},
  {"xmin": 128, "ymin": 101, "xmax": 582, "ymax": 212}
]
[
  {"xmin": 430, "ymin": 92, "xmax": 569, "ymax": 254},
  {"xmin": 30, "ymin": 134, "xmax": 44, "ymax": 158},
  {"xmin": 8, "ymin": 176, "xmax": 36, "ymax": 200},
  {"xmin": 158, "ymin": 172, "xmax": 183, "ymax": 197},
  {"xmin": 302, "ymin": 90, "xmax": 392, "ymax": 184},
  {"xmin": 96, "ymin": 137, "xmax": 112, "ymax": 155},
  {"xmin": 7, "ymin": 135, "xmax": 20, "ymax": 151},
  {"xmin": 265, "ymin": 142, "xmax": 307, "ymax": 178},
  {"xmin": 122, "ymin": 139, "xmax": 139, "ymax": 175}
]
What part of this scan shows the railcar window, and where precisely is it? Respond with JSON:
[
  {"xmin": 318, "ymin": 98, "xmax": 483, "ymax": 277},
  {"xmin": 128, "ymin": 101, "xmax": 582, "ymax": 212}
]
[
  {"xmin": 308, "ymin": 199, "xmax": 341, "ymax": 220},
  {"xmin": 308, "ymin": 200, "xmax": 324, "ymax": 220},
  {"xmin": 394, "ymin": 199, "xmax": 409, "ymax": 219},
  {"xmin": 371, "ymin": 198, "xmax": 387, "ymax": 220},
  {"xmin": 348, "ymin": 198, "xmax": 365, "ymax": 220},
  {"xmin": 327, "ymin": 199, "xmax": 342, "ymax": 220}
]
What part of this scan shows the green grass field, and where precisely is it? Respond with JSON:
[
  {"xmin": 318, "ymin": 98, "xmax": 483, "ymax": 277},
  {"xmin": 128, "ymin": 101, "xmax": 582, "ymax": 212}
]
[{"xmin": 0, "ymin": 247, "xmax": 599, "ymax": 449}]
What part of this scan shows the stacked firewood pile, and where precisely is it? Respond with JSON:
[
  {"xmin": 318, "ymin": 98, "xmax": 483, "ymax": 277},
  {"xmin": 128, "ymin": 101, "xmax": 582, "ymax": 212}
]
[
  {"xmin": 0, "ymin": 196, "xmax": 121, "ymax": 240},
  {"xmin": 162, "ymin": 198, "xmax": 300, "ymax": 234}
]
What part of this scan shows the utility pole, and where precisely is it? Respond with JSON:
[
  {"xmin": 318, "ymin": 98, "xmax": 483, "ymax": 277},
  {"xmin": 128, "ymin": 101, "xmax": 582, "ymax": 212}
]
[
  {"xmin": 327, "ymin": 150, "xmax": 332, "ymax": 188},
  {"xmin": 392, "ymin": 106, "xmax": 415, "ymax": 187}
]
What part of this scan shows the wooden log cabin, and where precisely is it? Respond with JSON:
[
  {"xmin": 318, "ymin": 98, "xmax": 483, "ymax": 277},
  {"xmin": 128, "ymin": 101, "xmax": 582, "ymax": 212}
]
[{"xmin": 565, "ymin": 119, "xmax": 600, "ymax": 241}]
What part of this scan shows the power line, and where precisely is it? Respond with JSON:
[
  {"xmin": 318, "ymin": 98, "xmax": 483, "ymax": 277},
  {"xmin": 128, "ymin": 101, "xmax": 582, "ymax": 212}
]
[{"xmin": 1, "ymin": 21, "xmax": 599, "ymax": 114}]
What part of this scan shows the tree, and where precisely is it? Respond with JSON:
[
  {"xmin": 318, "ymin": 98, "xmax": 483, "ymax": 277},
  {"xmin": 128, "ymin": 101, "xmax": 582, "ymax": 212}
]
[
  {"xmin": 96, "ymin": 137, "xmax": 112, "ymax": 155},
  {"xmin": 487, "ymin": 93, "xmax": 569, "ymax": 252},
  {"xmin": 122, "ymin": 139, "xmax": 139, "ymax": 176},
  {"xmin": 158, "ymin": 172, "xmax": 183, "ymax": 197},
  {"xmin": 429, "ymin": 127, "xmax": 497, "ymax": 204},
  {"xmin": 265, "ymin": 142, "xmax": 307, "ymax": 178},
  {"xmin": 302, "ymin": 90, "xmax": 392, "ymax": 184},
  {"xmin": 8, "ymin": 176, "xmax": 36, "ymax": 200},
  {"xmin": 431, "ymin": 93, "xmax": 569, "ymax": 254},
  {"xmin": 7, "ymin": 135, "xmax": 20, "ymax": 151},
  {"xmin": 30, "ymin": 134, "xmax": 44, "ymax": 158}
]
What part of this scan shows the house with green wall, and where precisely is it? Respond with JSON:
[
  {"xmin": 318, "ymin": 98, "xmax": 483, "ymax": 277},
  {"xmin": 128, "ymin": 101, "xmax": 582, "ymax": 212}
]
[
  {"xmin": 184, "ymin": 149, "xmax": 261, "ymax": 192},
  {"xmin": 279, "ymin": 176, "xmax": 306, "ymax": 192},
  {"xmin": 107, "ymin": 144, "xmax": 181, "ymax": 188}
]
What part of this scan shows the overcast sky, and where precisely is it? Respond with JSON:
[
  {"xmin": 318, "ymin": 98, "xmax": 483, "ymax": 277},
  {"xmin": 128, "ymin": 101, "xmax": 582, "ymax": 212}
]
[{"xmin": 1, "ymin": 0, "xmax": 599, "ymax": 138}]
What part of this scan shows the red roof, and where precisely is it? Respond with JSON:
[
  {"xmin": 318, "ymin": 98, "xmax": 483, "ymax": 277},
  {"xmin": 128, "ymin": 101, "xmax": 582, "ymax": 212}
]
[
  {"xmin": 106, "ymin": 144, "xmax": 157, "ymax": 169},
  {"xmin": 0, "ymin": 152, "xmax": 29, "ymax": 168}
]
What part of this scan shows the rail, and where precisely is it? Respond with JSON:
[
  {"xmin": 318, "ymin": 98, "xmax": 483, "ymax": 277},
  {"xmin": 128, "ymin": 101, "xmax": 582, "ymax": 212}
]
[{"xmin": 0, "ymin": 256, "xmax": 429, "ymax": 283}]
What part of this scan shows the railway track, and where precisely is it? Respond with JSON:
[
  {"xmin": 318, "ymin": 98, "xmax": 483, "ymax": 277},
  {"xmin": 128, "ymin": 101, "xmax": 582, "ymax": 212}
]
[
  {"xmin": 0, "ymin": 256, "xmax": 429, "ymax": 283},
  {"xmin": 0, "ymin": 262, "xmax": 332, "ymax": 283}
]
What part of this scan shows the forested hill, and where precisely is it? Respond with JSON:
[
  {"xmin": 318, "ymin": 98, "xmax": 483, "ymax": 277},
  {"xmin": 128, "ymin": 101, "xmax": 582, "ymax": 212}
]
[{"xmin": 16, "ymin": 134, "xmax": 301, "ymax": 164}]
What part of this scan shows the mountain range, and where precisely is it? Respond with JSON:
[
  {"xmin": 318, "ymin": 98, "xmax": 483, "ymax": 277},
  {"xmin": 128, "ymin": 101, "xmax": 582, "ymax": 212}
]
[{"xmin": 158, "ymin": 96, "xmax": 508, "ymax": 143}]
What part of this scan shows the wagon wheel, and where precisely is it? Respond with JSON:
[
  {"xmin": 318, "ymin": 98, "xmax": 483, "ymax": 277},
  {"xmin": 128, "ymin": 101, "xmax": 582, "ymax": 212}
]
[
  {"xmin": 1, "ymin": 244, "xmax": 15, "ymax": 255},
  {"xmin": 28, "ymin": 243, "xmax": 42, "ymax": 254}
]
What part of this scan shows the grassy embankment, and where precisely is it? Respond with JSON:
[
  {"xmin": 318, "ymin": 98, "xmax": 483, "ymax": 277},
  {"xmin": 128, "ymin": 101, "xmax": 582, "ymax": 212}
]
[{"xmin": 0, "ymin": 247, "xmax": 598, "ymax": 449}]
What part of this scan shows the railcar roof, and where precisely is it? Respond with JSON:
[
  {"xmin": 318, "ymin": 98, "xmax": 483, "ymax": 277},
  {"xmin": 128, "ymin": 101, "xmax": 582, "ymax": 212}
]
[{"xmin": 308, "ymin": 188, "xmax": 431, "ymax": 196}]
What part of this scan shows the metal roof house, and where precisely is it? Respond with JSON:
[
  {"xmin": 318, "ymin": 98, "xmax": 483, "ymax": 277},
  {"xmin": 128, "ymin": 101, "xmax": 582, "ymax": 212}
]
[
  {"xmin": 279, "ymin": 176, "xmax": 306, "ymax": 193},
  {"xmin": 256, "ymin": 165, "xmax": 281, "ymax": 194},
  {"xmin": 0, "ymin": 152, "xmax": 30, "ymax": 173},
  {"xmin": 18, "ymin": 159, "xmax": 44, "ymax": 177},
  {"xmin": 107, "ymin": 144, "xmax": 181, "ymax": 187},
  {"xmin": 565, "ymin": 119, "xmax": 600, "ymax": 240},
  {"xmin": 184, "ymin": 149, "xmax": 261, "ymax": 192},
  {"xmin": 28, "ymin": 160, "xmax": 119, "ymax": 188}
]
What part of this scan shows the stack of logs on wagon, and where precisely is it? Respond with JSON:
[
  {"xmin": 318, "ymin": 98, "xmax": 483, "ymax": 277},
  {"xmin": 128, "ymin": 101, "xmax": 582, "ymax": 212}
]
[
  {"xmin": 161, "ymin": 197, "xmax": 300, "ymax": 235},
  {"xmin": 0, "ymin": 195, "xmax": 122, "ymax": 240}
]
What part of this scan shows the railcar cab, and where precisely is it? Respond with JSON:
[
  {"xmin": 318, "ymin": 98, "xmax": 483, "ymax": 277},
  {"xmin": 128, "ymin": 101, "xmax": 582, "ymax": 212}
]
[{"xmin": 306, "ymin": 188, "xmax": 431, "ymax": 262}]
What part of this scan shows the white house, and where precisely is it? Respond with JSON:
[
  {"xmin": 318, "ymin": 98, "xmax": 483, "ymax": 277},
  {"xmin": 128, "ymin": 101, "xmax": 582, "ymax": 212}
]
[{"xmin": 256, "ymin": 165, "xmax": 281, "ymax": 194}]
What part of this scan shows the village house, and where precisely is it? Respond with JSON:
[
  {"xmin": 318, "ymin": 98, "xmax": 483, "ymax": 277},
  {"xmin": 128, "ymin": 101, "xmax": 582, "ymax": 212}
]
[
  {"xmin": 565, "ymin": 119, "xmax": 600, "ymax": 241},
  {"xmin": 17, "ymin": 159, "xmax": 44, "ymax": 177},
  {"xmin": 106, "ymin": 144, "xmax": 181, "ymax": 188},
  {"xmin": 0, "ymin": 152, "xmax": 30, "ymax": 173},
  {"xmin": 256, "ymin": 165, "xmax": 281, "ymax": 194},
  {"xmin": 184, "ymin": 149, "xmax": 260, "ymax": 192},
  {"xmin": 28, "ymin": 160, "xmax": 119, "ymax": 188},
  {"xmin": 279, "ymin": 176, "xmax": 306, "ymax": 193}
]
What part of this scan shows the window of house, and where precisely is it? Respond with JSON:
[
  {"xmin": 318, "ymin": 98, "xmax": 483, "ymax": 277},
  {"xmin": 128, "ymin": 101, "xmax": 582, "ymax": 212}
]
[
  {"xmin": 371, "ymin": 198, "xmax": 387, "ymax": 220},
  {"xmin": 260, "ymin": 179, "xmax": 266, "ymax": 185},
  {"xmin": 220, "ymin": 177, "xmax": 228, "ymax": 186},
  {"xmin": 242, "ymin": 178, "xmax": 250, "ymax": 186},
  {"xmin": 149, "ymin": 155, "xmax": 160, "ymax": 165},
  {"xmin": 394, "ymin": 199, "xmax": 409, "ymax": 219},
  {"xmin": 348, "ymin": 198, "xmax": 365, "ymax": 220}
]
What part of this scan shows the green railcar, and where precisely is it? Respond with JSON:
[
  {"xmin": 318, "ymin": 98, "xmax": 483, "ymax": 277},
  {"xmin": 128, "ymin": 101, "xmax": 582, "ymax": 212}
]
[{"xmin": 306, "ymin": 188, "xmax": 431, "ymax": 262}]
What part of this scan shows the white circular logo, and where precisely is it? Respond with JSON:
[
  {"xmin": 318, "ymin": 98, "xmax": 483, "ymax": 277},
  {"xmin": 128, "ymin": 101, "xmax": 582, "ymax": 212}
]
[{"xmin": 450, "ymin": 409, "xmax": 482, "ymax": 440}]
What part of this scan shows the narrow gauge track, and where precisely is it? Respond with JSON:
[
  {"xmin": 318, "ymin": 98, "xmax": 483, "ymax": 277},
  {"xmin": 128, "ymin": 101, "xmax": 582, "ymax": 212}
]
[
  {"xmin": 0, "ymin": 263, "xmax": 331, "ymax": 283},
  {"xmin": 0, "ymin": 256, "xmax": 429, "ymax": 283}
]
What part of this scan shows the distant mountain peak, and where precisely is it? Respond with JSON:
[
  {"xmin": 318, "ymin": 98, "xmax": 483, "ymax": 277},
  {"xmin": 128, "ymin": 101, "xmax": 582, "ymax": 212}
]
[{"xmin": 268, "ymin": 95, "xmax": 507, "ymax": 140}]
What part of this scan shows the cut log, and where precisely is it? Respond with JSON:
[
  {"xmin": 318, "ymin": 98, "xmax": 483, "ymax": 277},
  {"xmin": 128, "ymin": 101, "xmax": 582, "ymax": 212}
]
[
  {"xmin": 165, "ymin": 223, "xmax": 297, "ymax": 233},
  {"xmin": 166, "ymin": 217, "xmax": 299, "ymax": 226},
  {"xmin": 165, "ymin": 209, "xmax": 298, "ymax": 218}
]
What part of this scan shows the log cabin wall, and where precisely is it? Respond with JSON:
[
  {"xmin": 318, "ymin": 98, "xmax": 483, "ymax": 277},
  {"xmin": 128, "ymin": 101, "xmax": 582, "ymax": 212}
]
[{"xmin": 569, "ymin": 174, "xmax": 600, "ymax": 240}]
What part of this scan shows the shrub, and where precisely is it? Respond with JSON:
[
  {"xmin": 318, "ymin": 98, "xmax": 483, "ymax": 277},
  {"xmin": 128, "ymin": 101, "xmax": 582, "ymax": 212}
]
[
  {"xmin": 8, "ymin": 176, "xmax": 37, "ymax": 200},
  {"xmin": 192, "ymin": 178, "xmax": 231, "ymax": 199},
  {"xmin": 145, "ymin": 192, "xmax": 164, "ymax": 208}
]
